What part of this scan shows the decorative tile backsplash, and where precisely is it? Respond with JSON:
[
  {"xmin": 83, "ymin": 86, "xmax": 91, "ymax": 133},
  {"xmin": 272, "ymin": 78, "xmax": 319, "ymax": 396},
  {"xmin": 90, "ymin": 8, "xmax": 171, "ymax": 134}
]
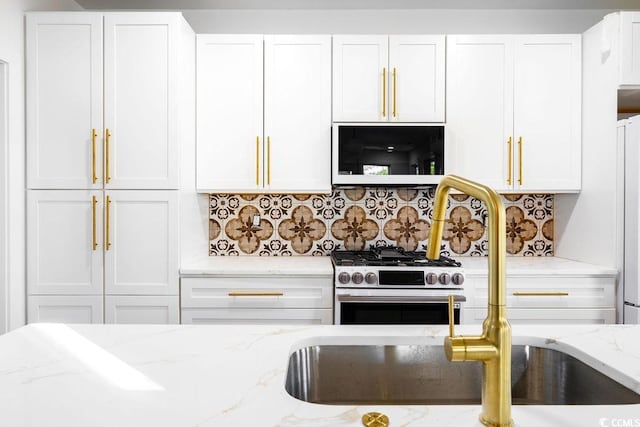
[{"xmin": 209, "ymin": 188, "xmax": 554, "ymax": 257}]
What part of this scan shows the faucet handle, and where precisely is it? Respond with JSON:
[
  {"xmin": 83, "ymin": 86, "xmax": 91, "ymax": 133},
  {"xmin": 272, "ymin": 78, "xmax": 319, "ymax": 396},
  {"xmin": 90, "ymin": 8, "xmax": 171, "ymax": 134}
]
[{"xmin": 448, "ymin": 295, "xmax": 456, "ymax": 337}]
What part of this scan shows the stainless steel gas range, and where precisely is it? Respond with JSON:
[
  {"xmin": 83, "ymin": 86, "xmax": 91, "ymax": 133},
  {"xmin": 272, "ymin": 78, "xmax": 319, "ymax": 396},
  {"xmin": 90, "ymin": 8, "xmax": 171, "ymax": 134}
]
[{"xmin": 331, "ymin": 247, "xmax": 466, "ymax": 325}]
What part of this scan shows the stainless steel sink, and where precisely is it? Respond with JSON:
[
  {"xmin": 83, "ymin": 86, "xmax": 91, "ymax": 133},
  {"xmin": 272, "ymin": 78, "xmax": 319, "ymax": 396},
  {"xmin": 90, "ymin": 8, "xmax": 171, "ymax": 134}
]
[{"xmin": 285, "ymin": 344, "xmax": 640, "ymax": 405}]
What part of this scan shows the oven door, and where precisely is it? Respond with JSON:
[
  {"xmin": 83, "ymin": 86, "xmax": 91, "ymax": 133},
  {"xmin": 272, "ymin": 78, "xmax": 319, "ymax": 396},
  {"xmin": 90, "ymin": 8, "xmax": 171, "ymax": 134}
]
[{"xmin": 335, "ymin": 288, "xmax": 465, "ymax": 325}]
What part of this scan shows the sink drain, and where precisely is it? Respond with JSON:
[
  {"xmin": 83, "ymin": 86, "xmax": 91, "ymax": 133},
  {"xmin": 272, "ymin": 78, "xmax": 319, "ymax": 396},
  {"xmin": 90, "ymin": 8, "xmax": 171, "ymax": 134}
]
[{"xmin": 362, "ymin": 412, "xmax": 389, "ymax": 427}]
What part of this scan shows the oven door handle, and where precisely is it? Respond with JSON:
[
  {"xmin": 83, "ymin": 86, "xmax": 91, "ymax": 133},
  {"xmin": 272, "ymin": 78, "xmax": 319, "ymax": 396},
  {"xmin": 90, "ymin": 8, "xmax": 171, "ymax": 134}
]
[{"xmin": 336, "ymin": 295, "xmax": 466, "ymax": 303}]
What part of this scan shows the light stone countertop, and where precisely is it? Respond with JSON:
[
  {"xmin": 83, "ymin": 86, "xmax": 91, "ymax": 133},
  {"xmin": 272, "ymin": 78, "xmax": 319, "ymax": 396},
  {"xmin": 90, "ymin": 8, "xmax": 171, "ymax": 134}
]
[
  {"xmin": 0, "ymin": 323, "xmax": 638, "ymax": 427},
  {"xmin": 180, "ymin": 255, "xmax": 616, "ymax": 278},
  {"xmin": 180, "ymin": 255, "xmax": 334, "ymax": 276}
]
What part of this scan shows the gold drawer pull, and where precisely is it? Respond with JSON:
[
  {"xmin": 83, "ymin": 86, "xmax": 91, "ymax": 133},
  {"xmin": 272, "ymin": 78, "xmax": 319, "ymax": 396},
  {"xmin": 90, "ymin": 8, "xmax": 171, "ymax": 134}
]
[
  {"xmin": 105, "ymin": 128, "xmax": 112, "ymax": 184},
  {"xmin": 106, "ymin": 195, "xmax": 112, "ymax": 250},
  {"xmin": 507, "ymin": 136, "xmax": 512, "ymax": 185},
  {"xmin": 518, "ymin": 136, "xmax": 523, "ymax": 186},
  {"xmin": 91, "ymin": 129, "xmax": 98, "ymax": 184},
  {"xmin": 228, "ymin": 291, "xmax": 284, "ymax": 297},
  {"xmin": 382, "ymin": 67, "xmax": 386, "ymax": 118},
  {"xmin": 512, "ymin": 292, "xmax": 569, "ymax": 297},
  {"xmin": 92, "ymin": 195, "xmax": 98, "ymax": 250},
  {"xmin": 392, "ymin": 67, "xmax": 397, "ymax": 118}
]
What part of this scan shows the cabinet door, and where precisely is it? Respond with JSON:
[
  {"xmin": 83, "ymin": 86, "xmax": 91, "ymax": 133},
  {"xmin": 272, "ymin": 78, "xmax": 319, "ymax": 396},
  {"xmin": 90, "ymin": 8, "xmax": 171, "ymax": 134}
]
[
  {"xmin": 264, "ymin": 35, "xmax": 332, "ymax": 193},
  {"xmin": 447, "ymin": 36, "xmax": 514, "ymax": 191},
  {"xmin": 28, "ymin": 296, "xmax": 103, "ymax": 324},
  {"xmin": 620, "ymin": 12, "xmax": 640, "ymax": 85},
  {"xmin": 26, "ymin": 13, "xmax": 103, "ymax": 190},
  {"xmin": 513, "ymin": 35, "xmax": 581, "ymax": 192},
  {"xmin": 196, "ymin": 35, "xmax": 263, "ymax": 192},
  {"xmin": 104, "ymin": 13, "xmax": 179, "ymax": 189},
  {"xmin": 104, "ymin": 191, "xmax": 178, "ymax": 295},
  {"xmin": 27, "ymin": 190, "xmax": 103, "ymax": 295},
  {"xmin": 333, "ymin": 35, "xmax": 388, "ymax": 122},
  {"xmin": 389, "ymin": 35, "xmax": 445, "ymax": 122},
  {"xmin": 105, "ymin": 296, "xmax": 179, "ymax": 324}
]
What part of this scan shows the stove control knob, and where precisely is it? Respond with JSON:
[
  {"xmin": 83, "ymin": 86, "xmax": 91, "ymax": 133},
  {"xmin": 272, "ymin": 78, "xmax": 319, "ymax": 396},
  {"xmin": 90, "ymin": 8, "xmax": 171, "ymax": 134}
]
[
  {"xmin": 338, "ymin": 272, "xmax": 350, "ymax": 284},
  {"xmin": 365, "ymin": 272, "xmax": 377, "ymax": 285},
  {"xmin": 425, "ymin": 272, "xmax": 438, "ymax": 285},
  {"xmin": 438, "ymin": 273, "xmax": 451, "ymax": 285},
  {"xmin": 351, "ymin": 272, "xmax": 364, "ymax": 285},
  {"xmin": 452, "ymin": 273, "xmax": 465, "ymax": 286}
]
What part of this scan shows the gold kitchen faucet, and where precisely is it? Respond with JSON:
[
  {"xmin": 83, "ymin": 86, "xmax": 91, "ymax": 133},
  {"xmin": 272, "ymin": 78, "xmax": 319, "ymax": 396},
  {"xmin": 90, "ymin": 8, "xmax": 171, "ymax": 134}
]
[{"xmin": 427, "ymin": 175, "xmax": 513, "ymax": 427}]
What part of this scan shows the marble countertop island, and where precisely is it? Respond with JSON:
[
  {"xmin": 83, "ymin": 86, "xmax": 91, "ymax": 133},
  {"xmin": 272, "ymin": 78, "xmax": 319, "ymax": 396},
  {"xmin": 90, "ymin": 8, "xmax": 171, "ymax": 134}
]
[{"xmin": 0, "ymin": 324, "xmax": 638, "ymax": 427}]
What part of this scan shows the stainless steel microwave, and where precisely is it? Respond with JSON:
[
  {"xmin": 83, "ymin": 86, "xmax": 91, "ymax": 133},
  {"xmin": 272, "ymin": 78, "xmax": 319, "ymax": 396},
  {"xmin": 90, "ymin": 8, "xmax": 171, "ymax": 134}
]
[{"xmin": 332, "ymin": 123, "xmax": 446, "ymax": 185}]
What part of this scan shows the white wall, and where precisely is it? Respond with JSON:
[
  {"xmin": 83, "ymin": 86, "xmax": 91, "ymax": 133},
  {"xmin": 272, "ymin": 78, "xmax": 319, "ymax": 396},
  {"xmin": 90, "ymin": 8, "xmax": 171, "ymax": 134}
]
[
  {"xmin": 555, "ymin": 17, "xmax": 619, "ymax": 269},
  {"xmin": 0, "ymin": 62, "xmax": 7, "ymax": 334},
  {"xmin": 0, "ymin": 0, "xmax": 83, "ymax": 332},
  {"xmin": 183, "ymin": 9, "xmax": 615, "ymax": 34}
]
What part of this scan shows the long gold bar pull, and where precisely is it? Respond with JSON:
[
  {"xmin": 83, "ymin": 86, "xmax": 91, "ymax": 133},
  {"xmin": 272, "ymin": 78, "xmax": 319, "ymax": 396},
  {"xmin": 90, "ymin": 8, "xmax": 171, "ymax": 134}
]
[
  {"xmin": 392, "ymin": 67, "xmax": 397, "ymax": 118},
  {"xmin": 382, "ymin": 67, "xmax": 386, "ymax": 118},
  {"xmin": 518, "ymin": 136, "xmax": 523, "ymax": 186},
  {"xmin": 267, "ymin": 136, "xmax": 271, "ymax": 185},
  {"xmin": 106, "ymin": 195, "xmax": 111, "ymax": 250},
  {"xmin": 105, "ymin": 128, "xmax": 112, "ymax": 184},
  {"xmin": 228, "ymin": 291, "xmax": 284, "ymax": 297},
  {"xmin": 256, "ymin": 136, "xmax": 260, "ymax": 186},
  {"xmin": 507, "ymin": 136, "xmax": 513, "ymax": 186},
  {"xmin": 92, "ymin": 195, "xmax": 98, "ymax": 250},
  {"xmin": 91, "ymin": 129, "xmax": 98, "ymax": 184}
]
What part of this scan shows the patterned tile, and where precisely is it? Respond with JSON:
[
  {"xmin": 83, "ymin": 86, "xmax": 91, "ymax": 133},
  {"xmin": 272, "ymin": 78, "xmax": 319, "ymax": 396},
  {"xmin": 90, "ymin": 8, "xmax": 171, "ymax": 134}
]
[
  {"xmin": 277, "ymin": 205, "xmax": 327, "ymax": 255},
  {"xmin": 207, "ymin": 191, "xmax": 555, "ymax": 257}
]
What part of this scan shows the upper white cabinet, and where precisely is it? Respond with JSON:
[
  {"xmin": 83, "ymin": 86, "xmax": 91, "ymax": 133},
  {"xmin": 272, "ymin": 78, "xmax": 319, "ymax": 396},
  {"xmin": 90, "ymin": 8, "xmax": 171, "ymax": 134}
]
[
  {"xmin": 447, "ymin": 35, "xmax": 581, "ymax": 193},
  {"xmin": 26, "ymin": 13, "xmax": 103, "ymax": 189},
  {"xmin": 27, "ymin": 12, "xmax": 184, "ymax": 190},
  {"xmin": 196, "ymin": 34, "xmax": 331, "ymax": 193},
  {"xmin": 333, "ymin": 35, "xmax": 445, "ymax": 122},
  {"xmin": 196, "ymin": 35, "xmax": 263, "ymax": 192},
  {"xmin": 620, "ymin": 12, "xmax": 640, "ymax": 86}
]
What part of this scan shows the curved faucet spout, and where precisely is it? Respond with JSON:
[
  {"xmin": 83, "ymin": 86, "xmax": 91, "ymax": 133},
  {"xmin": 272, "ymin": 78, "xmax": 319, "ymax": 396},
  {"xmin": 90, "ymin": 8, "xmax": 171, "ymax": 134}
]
[{"xmin": 427, "ymin": 175, "xmax": 512, "ymax": 427}]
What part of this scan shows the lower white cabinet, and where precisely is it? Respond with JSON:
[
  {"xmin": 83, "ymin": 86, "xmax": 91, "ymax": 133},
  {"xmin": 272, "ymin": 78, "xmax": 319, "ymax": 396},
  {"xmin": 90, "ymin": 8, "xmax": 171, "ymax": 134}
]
[
  {"xmin": 28, "ymin": 296, "xmax": 103, "ymax": 324},
  {"xmin": 463, "ymin": 273, "xmax": 617, "ymax": 325},
  {"xmin": 180, "ymin": 276, "xmax": 334, "ymax": 325},
  {"xmin": 105, "ymin": 296, "xmax": 179, "ymax": 324},
  {"xmin": 27, "ymin": 190, "xmax": 180, "ymax": 324},
  {"xmin": 181, "ymin": 308, "xmax": 333, "ymax": 325}
]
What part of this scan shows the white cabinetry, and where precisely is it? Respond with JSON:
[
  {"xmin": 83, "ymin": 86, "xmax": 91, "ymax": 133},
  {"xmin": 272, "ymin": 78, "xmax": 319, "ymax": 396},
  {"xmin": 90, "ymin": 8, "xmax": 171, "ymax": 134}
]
[
  {"xmin": 333, "ymin": 35, "xmax": 445, "ymax": 122},
  {"xmin": 27, "ymin": 191, "xmax": 179, "ymax": 324},
  {"xmin": 196, "ymin": 34, "xmax": 331, "ymax": 193},
  {"xmin": 27, "ymin": 12, "xmax": 182, "ymax": 190},
  {"xmin": 26, "ymin": 12, "xmax": 192, "ymax": 324},
  {"xmin": 28, "ymin": 296, "xmax": 103, "ymax": 324},
  {"xmin": 105, "ymin": 296, "xmax": 179, "ymax": 324},
  {"xmin": 181, "ymin": 276, "xmax": 333, "ymax": 325},
  {"xmin": 447, "ymin": 35, "xmax": 581, "ymax": 192},
  {"xmin": 620, "ymin": 12, "xmax": 640, "ymax": 85},
  {"xmin": 463, "ymin": 273, "xmax": 616, "ymax": 325}
]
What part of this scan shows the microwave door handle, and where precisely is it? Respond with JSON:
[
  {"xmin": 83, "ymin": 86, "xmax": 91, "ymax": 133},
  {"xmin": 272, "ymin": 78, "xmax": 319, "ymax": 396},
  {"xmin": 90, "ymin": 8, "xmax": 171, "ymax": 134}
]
[{"xmin": 337, "ymin": 295, "xmax": 467, "ymax": 303}]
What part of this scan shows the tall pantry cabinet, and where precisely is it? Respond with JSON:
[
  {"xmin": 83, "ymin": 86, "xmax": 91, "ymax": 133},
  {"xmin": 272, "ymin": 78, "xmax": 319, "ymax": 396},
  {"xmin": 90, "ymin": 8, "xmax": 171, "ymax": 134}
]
[{"xmin": 26, "ymin": 12, "xmax": 194, "ymax": 324}]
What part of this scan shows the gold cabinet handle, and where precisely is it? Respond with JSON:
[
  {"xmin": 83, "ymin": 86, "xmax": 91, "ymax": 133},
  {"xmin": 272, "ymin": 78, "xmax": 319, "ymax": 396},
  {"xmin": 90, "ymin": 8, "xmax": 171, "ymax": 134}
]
[
  {"xmin": 507, "ymin": 136, "xmax": 513, "ymax": 186},
  {"xmin": 228, "ymin": 291, "xmax": 284, "ymax": 297},
  {"xmin": 105, "ymin": 128, "xmax": 111, "ymax": 184},
  {"xmin": 267, "ymin": 136, "xmax": 271, "ymax": 185},
  {"xmin": 512, "ymin": 292, "xmax": 569, "ymax": 297},
  {"xmin": 256, "ymin": 136, "xmax": 260, "ymax": 186},
  {"xmin": 382, "ymin": 67, "xmax": 386, "ymax": 118},
  {"xmin": 518, "ymin": 136, "xmax": 523, "ymax": 186},
  {"xmin": 92, "ymin": 195, "xmax": 98, "ymax": 250},
  {"xmin": 106, "ymin": 195, "xmax": 111, "ymax": 250},
  {"xmin": 392, "ymin": 67, "xmax": 397, "ymax": 118},
  {"xmin": 91, "ymin": 129, "xmax": 98, "ymax": 184}
]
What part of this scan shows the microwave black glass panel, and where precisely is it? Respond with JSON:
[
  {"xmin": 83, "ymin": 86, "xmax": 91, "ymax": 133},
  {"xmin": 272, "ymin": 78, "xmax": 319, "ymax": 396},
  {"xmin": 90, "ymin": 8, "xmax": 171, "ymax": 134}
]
[{"xmin": 338, "ymin": 126, "xmax": 444, "ymax": 176}]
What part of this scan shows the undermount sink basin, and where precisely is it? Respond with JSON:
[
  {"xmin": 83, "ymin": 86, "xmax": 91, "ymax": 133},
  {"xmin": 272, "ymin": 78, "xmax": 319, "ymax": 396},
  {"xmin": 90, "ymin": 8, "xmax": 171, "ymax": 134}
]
[{"xmin": 285, "ymin": 344, "xmax": 640, "ymax": 405}]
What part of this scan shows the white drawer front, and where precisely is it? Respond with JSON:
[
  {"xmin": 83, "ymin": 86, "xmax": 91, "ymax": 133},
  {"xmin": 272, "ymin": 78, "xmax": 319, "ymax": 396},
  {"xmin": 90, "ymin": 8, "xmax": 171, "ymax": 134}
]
[
  {"xmin": 469, "ymin": 276, "xmax": 615, "ymax": 308},
  {"xmin": 181, "ymin": 308, "xmax": 333, "ymax": 325},
  {"xmin": 465, "ymin": 308, "xmax": 616, "ymax": 325},
  {"xmin": 181, "ymin": 277, "xmax": 333, "ymax": 309},
  {"xmin": 28, "ymin": 295, "xmax": 103, "ymax": 324},
  {"xmin": 105, "ymin": 296, "xmax": 179, "ymax": 324}
]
